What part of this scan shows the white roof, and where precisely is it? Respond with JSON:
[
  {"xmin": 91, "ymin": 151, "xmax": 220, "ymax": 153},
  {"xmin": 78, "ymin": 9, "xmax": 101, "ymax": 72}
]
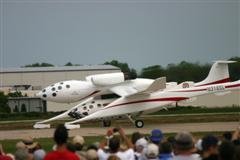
[{"xmin": 0, "ymin": 65, "xmax": 119, "ymax": 73}]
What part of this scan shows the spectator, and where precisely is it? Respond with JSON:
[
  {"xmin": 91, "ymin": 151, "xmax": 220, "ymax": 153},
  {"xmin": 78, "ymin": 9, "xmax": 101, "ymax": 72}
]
[
  {"xmin": 31, "ymin": 143, "xmax": 46, "ymax": 160},
  {"xmin": 131, "ymin": 132, "xmax": 143, "ymax": 145},
  {"xmin": 218, "ymin": 141, "xmax": 235, "ymax": 160},
  {"xmin": 150, "ymin": 129, "xmax": 164, "ymax": 145},
  {"xmin": 173, "ymin": 132, "xmax": 200, "ymax": 160},
  {"xmin": 134, "ymin": 138, "xmax": 148, "ymax": 160},
  {"xmin": 86, "ymin": 149, "xmax": 98, "ymax": 160},
  {"xmin": 144, "ymin": 143, "xmax": 159, "ymax": 160},
  {"xmin": 107, "ymin": 155, "xmax": 120, "ymax": 160},
  {"xmin": 15, "ymin": 149, "xmax": 30, "ymax": 160},
  {"xmin": 0, "ymin": 144, "xmax": 13, "ymax": 160},
  {"xmin": 43, "ymin": 124, "xmax": 79, "ymax": 160},
  {"xmin": 159, "ymin": 141, "xmax": 173, "ymax": 160},
  {"xmin": 222, "ymin": 132, "xmax": 232, "ymax": 141},
  {"xmin": 201, "ymin": 135, "xmax": 218, "ymax": 160},
  {"xmin": 72, "ymin": 135, "xmax": 86, "ymax": 160},
  {"xmin": 97, "ymin": 127, "xmax": 135, "ymax": 160}
]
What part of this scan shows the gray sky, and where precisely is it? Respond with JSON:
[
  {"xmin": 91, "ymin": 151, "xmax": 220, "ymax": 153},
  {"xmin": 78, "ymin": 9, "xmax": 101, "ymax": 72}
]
[{"xmin": 0, "ymin": 0, "xmax": 239, "ymax": 70}]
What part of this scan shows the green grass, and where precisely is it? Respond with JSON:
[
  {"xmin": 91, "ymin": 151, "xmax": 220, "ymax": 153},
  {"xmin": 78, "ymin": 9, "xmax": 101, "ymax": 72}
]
[{"xmin": 0, "ymin": 131, "xmax": 227, "ymax": 154}]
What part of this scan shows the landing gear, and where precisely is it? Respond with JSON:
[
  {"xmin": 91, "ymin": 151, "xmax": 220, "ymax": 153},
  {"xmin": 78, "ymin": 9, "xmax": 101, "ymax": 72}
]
[
  {"xmin": 102, "ymin": 120, "xmax": 111, "ymax": 127},
  {"xmin": 126, "ymin": 114, "xmax": 144, "ymax": 128},
  {"xmin": 135, "ymin": 120, "xmax": 144, "ymax": 128}
]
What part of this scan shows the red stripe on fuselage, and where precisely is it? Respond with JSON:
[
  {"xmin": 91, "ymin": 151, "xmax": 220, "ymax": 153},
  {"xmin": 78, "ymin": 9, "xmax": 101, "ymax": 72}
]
[
  {"xmin": 225, "ymin": 83, "xmax": 240, "ymax": 88},
  {"xmin": 196, "ymin": 78, "xmax": 230, "ymax": 87},
  {"xmin": 106, "ymin": 97, "xmax": 188, "ymax": 109},
  {"xmin": 172, "ymin": 88, "xmax": 206, "ymax": 92},
  {"xmin": 79, "ymin": 90, "xmax": 101, "ymax": 101}
]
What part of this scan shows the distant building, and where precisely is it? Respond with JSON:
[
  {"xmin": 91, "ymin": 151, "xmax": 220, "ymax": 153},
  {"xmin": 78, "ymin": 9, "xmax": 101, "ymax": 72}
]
[
  {"xmin": 8, "ymin": 97, "xmax": 46, "ymax": 113},
  {"xmin": 0, "ymin": 65, "xmax": 120, "ymax": 90}
]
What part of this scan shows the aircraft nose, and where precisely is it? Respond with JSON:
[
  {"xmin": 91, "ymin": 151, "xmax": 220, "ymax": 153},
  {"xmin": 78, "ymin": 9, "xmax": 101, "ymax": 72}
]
[{"xmin": 36, "ymin": 88, "xmax": 48, "ymax": 99}]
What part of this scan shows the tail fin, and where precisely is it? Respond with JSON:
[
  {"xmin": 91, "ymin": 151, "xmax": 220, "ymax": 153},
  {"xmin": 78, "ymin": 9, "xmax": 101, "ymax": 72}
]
[{"xmin": 195, "ymin": 60, "xmax": 235, "ymax": 86}]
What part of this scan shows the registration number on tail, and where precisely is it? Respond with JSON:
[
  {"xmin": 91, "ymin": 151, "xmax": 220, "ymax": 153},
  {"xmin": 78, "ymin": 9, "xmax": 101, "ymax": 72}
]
[{"xmin": 207, "ymin": 85, "xmax": 225, "ymax": 92}]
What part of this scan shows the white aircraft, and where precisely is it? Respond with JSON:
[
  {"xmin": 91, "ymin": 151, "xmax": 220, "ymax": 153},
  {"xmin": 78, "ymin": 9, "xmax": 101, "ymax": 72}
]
[{"xmin": 34, "ymin": 61, "xmax": 236, "ymax": 129}]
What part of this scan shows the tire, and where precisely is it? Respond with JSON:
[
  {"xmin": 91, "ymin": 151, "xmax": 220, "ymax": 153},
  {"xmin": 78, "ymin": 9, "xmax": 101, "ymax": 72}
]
[{"xmin": 135, "ymin": 120, "xmax": 144, "ymax": 128}]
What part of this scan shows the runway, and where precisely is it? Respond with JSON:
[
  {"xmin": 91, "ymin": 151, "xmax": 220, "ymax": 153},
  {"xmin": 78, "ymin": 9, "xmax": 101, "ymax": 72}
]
[{"xmin": 0, "ymin": 121, "xmax": 239, "ymax": 140}]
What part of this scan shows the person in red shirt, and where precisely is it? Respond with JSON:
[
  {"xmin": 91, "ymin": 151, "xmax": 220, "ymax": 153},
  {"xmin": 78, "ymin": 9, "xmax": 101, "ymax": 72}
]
[{"xmin": 44, "ymin": 124, "xmax": 79, "ymax": 160}]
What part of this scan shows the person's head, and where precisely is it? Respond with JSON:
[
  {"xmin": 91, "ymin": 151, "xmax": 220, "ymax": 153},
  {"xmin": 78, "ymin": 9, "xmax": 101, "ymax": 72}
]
[
  {"xmin": 16, "ymin": 141, "xmax": 27, "ymax": 150},
  {"xmin": 145, "ymin": 143, "xmax": 159, "ymax": 159},
  {"xmin": 135, "ymin": 138, "xmax": 148, "ymax": 153},
  {"xmin": 72, "ymin": 135, "xmax": 85, "ymax": 151},
  {"xmin": 54, "ymin": 124, "xmax": 68, "ymax": 146},
  {"xmin": 222, "ymin": 132, "xmax": 232, "ymax": 141},
  {"xmin": 15, "ymin": 149, "xmax": 30, "ymax": 160},
  {"xmin": 107, "ymin": 155, "xmax": 120, "ymax": 160},
  {"xmin": 218, "ymin": 141, "xmax": 235, "ymax": 160},
  {"xmin": 33, "ymin": 149, "xmax": 46, "ymax": 160},
  {"xmin": 109, "ymin": 136, "xmax": 120, "ymax": 153},
  {"xmin": 86, "ymin": 149, "xmax": 98, "ymax": 160},
  {"xmin": 131, "ymin": 132, "xmax": 142, "ymax": 145},
  {"xmin": 159, "ymin": 141, "xmax": 172, "ymax": 154},
  {"xmin": 150, "ymin": 129, "xmax": 163, "ymax": 144},
  {"xmin": 174, "ymin": 132, "xmax": 195, "ymax": 154},
  {"xmin": 201, "ymin": 135, "xmax": 218, "ymax": 155},
  {"xmin": 66, "ymin": 142, "xmax": 76, "ymax": 152}
]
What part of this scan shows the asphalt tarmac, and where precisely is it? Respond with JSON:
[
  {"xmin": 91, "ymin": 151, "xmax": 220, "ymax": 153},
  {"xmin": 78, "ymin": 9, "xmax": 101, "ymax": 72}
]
[{"xmin": 0, "ymin": 121, "xmax": 239, "ymax": 140}]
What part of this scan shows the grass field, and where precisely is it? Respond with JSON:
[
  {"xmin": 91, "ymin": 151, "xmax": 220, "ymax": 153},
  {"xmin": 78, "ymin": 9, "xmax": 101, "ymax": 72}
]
[{"xmin": 0, "ymin": 131, "xmax": 228, "ymax": 154}]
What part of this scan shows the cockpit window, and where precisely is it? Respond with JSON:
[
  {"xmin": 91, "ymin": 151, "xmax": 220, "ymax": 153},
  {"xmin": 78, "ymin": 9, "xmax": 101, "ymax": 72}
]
[
  {"xmin": 60, "ymin": 82, "xmax": 64, "ymax": 84},
  {"xmin": 51, "ymin": 87, "xmax": 56, "ymax": 91},
  {"xmin": 42, "ymin": 89, "xmax": 46, "ymax": 92},
  {"xmin": 66, "ymin": 85, "xmax": 70, "ymax": 89},
  {"xmin": 58, "ymin": 86, "xmax": 62, "ymax": 90}
]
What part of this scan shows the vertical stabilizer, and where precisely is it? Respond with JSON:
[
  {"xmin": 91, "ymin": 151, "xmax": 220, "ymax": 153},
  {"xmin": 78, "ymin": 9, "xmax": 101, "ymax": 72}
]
[{"xmin": 195, "ymin": 61, "xmax": 235, "ymax": 86}]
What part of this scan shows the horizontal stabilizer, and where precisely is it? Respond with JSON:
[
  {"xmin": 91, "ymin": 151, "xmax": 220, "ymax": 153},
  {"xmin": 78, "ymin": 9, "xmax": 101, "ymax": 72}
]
[{"xmin": 140, "ymin": 77, "xmax": 166, "ymax": 94}]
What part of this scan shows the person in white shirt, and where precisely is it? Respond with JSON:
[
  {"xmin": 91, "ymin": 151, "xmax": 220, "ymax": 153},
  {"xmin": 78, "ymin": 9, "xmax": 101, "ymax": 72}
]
[
  {"xmin": 173, "ymin": 132, "xmax": 201, "ymax": 160},
  {"xmin": 97, "ymin": 127, "xmax": 135, "ymax": 160}
]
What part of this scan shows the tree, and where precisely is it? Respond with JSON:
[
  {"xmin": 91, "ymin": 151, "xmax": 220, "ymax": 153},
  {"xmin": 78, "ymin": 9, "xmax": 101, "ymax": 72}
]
[
  {"xmin": 104, "ymin": 60, "xmax": 137, "ymax": 79},
  {"xmin": 64, "ymin": 62, "xmax": 73, "ymax": 66},
  {"xmin": 0, "ymin": 92, "xmax": 11, "ymax": 113},
  {"xmin": 24, "ymin": 62, "xmax": 54, "ymax": 67},
  {"xmin": 8, "ymin": 91, "xmax": 24, "ymax": 97},
  {"xmin": 140, "ymin": 65, "xmax": 165, "ymax": 79},
  {"xmin": 228, "ymin": 57, "xmax": 240, "ymax": 81}
]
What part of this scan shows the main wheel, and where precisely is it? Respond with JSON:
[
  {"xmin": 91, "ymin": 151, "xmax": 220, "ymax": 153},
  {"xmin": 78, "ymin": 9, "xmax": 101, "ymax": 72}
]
[
  {"xmin": 102, "ymin": 120, "xmax": 111, "ymax": 127},
  {"xmin": 135, "ymin": 120, "xmax": 144, "ymax": 128}
]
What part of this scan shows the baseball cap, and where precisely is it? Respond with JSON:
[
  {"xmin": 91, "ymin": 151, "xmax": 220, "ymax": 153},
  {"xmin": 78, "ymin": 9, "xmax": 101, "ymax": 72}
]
[
  {"xmin": 201, "ymin": 135, "xmax": 218, "ymax": 151},
  {"xmin": 145, "ymin": 143, "xmax": 159, "ymax": 159},
  {"xmin": 136, "ymin": 138, "xmax": 148, "ymax": 148},
  {"xmin": 150, "ymin": 129, "xmax": 163, "ymax": 143},
  {"xmin": 72, "ymin": 135, "xmax": 85, "ymax": 145}
]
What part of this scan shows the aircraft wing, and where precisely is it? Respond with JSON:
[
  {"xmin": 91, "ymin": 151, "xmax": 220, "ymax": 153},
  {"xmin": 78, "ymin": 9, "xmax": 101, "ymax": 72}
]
[
  {"xmin": 109, "ymin": 77, "xmax": 166, "ymax": 97},
  {"xmin": 35, "ymin": 97, "xmax": 94, "ymax": 124}
]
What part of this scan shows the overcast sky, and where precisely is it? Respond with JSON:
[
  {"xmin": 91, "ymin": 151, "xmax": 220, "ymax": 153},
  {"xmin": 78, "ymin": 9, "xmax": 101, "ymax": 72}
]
[{"xmin": 0, "ymin": 0, "xmax": 239, "ymax": 70}]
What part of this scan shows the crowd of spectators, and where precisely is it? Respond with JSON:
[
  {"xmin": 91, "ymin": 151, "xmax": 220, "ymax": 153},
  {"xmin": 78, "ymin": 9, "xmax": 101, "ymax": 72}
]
[{"xmin": 0, "ymin": 124, "xmax": 240, "ymax": 160}]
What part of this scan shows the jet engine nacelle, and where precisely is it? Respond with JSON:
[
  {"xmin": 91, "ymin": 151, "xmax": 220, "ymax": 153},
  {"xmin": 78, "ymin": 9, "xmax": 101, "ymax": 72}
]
[{"xmin": 86, "ymin": 72, "xmax": 124, "ymax": 86}]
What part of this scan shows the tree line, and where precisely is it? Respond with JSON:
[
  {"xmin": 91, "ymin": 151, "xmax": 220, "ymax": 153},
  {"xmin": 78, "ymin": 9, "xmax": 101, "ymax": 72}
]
[{"xmin": 24, "ymin": 56, "xmax": 240, "ymax": 82}]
